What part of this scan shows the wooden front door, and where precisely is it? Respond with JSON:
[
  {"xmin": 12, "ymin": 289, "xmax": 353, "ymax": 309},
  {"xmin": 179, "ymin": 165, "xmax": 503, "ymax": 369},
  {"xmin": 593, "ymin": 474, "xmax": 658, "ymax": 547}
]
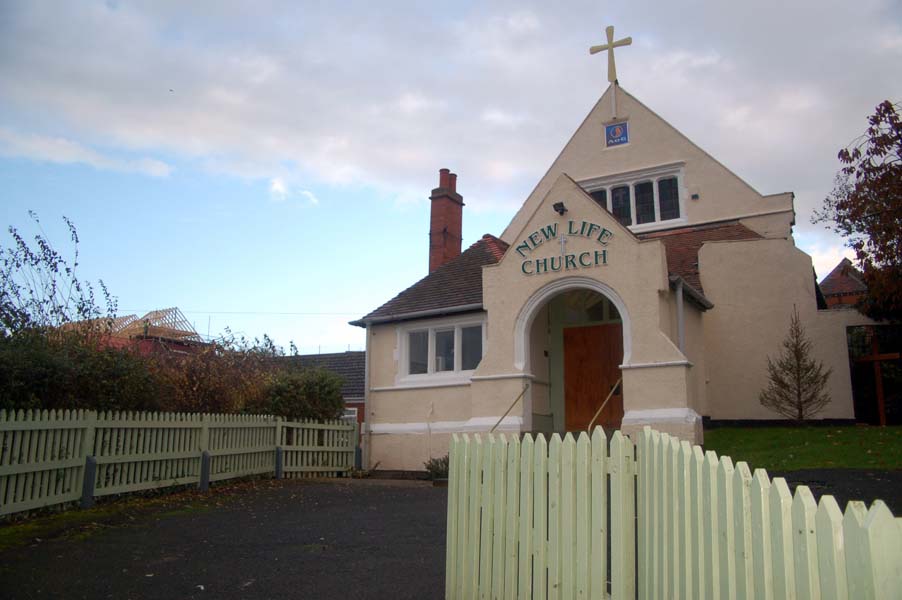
[{"xmin": 564, "ymin": 323, "xmax": 623, "ymax": 431}]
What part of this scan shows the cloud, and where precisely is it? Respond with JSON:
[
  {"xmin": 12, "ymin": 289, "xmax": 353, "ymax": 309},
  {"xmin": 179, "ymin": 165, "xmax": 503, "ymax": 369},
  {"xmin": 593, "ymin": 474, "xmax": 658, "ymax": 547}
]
[
  {"xmin": 268, "ymin": 177, "xmax": 319, "ymax": 205},
  {"xmin": 269, "ymin": 177, "xmax": 288, "ymax": 201},
  {"xmin": 795, "ymin": 231, "xmax": 857, "ymax": 280},
  {"xmin": 0, "ymin": 0, "xmax": 899, "ymax": 245},
  {"xmin": 0, "ymin": 127, "xmax": 171, "ymax": 177},
  {"xmin": 299, "ymin": 190, "xmax": 319, "ymax": 205}
]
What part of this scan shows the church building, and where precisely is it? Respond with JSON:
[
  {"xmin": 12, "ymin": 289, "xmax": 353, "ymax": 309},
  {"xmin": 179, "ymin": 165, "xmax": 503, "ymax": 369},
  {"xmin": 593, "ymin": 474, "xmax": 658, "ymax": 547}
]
[{"xmin": 351, "ymin": 29, "xmax": 872, "ymax": 470}]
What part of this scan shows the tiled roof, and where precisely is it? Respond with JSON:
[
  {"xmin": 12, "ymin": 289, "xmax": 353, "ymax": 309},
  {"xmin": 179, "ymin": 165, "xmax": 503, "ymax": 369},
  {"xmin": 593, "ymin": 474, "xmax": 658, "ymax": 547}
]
[
  {"xmin": 353, "ymin": 235, "xmax": 509, "ymax": 325},
  {"xmin": 637, "ymin": 221, "xmax": 762, "ymax": 294},
  {"xmin": 355, "ymin": 222, "xmax": 761, "ymax": 323},
  {"xmin": 281, "ymin": 351, "xmax": 365, "ymax": 399},
  {"xmin": 819, "ymin": 258, "xmax": 867, "ymax": 296}
]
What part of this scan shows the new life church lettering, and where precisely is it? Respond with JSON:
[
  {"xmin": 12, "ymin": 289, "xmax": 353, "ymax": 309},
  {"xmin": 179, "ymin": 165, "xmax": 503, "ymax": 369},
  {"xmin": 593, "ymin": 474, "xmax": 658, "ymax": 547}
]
[{"xmin": 516, "ymin": 219, "xmax": 613, "ymax": 275}]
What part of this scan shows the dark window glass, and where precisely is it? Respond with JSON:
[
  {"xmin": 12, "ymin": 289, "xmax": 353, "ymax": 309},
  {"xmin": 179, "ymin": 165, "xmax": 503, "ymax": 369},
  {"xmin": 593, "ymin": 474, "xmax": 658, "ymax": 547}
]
[
  {"xmin": 434, "ymin": 330, "xmax": 454, "ymax": 372},
  {"xmin": 658, "ymin": 177, "xmax": 680, "ymax": 221},
  {"xmin": 409, "ymin": 331, "xmax": 428, "ymax": 374},
  {"xmin": 611, "ymin": 186, "xmax": 631, "ymax": 226},
  {"xmin": 635, "ymin": 181, "xmax": 655, "ymax": 224},
  {"xmin": 461, "ymin": 326, "xmax": 482, "ymax": 370},
  {"xmin": 589, "ymin": 189, "xmax": 607, "ymax": 210}
]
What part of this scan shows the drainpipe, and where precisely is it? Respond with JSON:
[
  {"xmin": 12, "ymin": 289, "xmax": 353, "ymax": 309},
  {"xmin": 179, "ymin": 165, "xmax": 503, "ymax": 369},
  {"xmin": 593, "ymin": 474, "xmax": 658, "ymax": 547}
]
[
  {"xmin": 364, "ymin": 323, "xmax": 372, "ymax": 469},
  {"xmin": 676, "ymin": 278, "xmax": 685, "ymax": 354}
]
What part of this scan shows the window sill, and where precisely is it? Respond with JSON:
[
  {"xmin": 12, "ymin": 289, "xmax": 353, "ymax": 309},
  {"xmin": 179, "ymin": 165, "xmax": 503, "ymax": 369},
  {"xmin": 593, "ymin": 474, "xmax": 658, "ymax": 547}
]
[
  {"xmin": 628, "ymin": 217, "xmax": 687, "ymax": 234},
  {"xmin": 392, "ymin": 371, "xmax": 476, "ymax": 389}
]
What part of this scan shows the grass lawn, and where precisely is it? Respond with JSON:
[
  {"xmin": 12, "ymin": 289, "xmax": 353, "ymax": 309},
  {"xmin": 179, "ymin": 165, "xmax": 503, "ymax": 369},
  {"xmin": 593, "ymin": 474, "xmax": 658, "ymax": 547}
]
[{"xmin": 702, "ymin": 425, "xmax": 902, "ymax": 472}]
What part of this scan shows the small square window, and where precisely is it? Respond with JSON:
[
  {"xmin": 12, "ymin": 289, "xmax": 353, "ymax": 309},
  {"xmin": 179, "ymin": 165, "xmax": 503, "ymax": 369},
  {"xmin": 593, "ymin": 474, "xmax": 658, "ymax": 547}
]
[
  {"xmin": 408, "ymin": 331, "xmax": 428, "ymax": 374},
  {"xmin": 434, "ymin": 330, "xmax": 455, "ymax": 372},
  {"xmin": 461, "ymin": 326, "xmax": 483, "ymax": 370}
]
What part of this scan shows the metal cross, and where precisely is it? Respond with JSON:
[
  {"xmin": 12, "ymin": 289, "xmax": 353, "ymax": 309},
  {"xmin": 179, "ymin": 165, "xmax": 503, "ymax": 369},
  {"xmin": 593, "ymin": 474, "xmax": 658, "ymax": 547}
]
[
  {"xmin": 558, "ymin": 233, "xmax": 568, "ymax": 256},
  {"xmin": 590, "ymin": 25, "xmax": 632, "ymax": 83}
]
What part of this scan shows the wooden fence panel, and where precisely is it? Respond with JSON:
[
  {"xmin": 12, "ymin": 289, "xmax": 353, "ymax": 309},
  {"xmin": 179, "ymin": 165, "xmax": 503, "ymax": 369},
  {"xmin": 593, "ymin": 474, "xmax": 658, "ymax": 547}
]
[
  {"xmin": 446, "ymin": 425, "xmax": 901, "ymax": 600},
  {"xmin": 1, "ymin": 410, "xmax": 355, "ymax": 517},
  {"xmin": 281, "ymin": 419, "xmax": 355, "ymax": 478},
  {"xmin": 92, "ymin": 411, "xmax": 204, "ymax": 496},
  {"xmin": 0, "ymin": 409, "xmax": 89, "ymax": 515}
]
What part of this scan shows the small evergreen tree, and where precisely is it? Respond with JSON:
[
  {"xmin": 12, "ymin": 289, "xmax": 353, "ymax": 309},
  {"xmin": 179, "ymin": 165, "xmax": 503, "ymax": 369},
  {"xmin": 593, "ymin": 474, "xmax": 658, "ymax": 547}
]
[{"xmin": 759, "ymin": 307, "xmax": 833, "ymax": 421}]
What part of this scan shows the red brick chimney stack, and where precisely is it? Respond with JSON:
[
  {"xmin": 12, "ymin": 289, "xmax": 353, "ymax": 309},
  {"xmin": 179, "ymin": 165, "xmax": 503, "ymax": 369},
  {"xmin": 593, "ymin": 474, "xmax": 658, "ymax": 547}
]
[{"xmin": 429, "ymin": 168, "xmax": 464, "ymax": 273}]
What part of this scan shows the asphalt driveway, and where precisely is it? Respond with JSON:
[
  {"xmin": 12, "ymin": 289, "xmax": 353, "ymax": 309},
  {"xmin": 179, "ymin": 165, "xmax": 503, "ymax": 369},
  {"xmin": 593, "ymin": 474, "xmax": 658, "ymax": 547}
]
[{"xmin": 0, "ymin": 479, "xmax": 448, "ymax": 600}]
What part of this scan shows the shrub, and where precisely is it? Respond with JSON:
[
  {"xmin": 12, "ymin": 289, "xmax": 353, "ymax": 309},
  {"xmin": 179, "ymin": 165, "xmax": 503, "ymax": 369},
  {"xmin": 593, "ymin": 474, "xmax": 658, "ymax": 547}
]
[
  {"xmin": 424, "ymin": 454, "xmax": 449, "ymax": 479},
  {"xmin": 265, "ymin": 367, "xmax": 344, "ymax": 421}
]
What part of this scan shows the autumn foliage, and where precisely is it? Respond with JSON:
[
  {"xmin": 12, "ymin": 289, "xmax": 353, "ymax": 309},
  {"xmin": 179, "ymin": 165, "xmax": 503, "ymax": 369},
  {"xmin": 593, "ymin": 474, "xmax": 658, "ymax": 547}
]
[
  {"xmin": 817, "ymin": 100, "xmax": 902, "ymax": 321},
  {"xmin": 0, "ymin": 214, "xmax": 344, "ymax": 419}
]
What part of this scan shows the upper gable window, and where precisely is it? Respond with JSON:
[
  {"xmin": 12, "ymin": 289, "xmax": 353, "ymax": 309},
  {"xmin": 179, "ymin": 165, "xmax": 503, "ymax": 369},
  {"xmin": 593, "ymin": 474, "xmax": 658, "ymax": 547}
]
[{"xmin": 582, "ymin": 164, "xmax": 686, "ymax": 231}]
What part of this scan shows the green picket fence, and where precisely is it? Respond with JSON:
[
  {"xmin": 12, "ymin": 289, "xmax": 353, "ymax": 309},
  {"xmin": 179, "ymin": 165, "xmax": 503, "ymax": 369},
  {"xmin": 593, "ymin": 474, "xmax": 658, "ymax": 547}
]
[
  {"xmin": 446, "ymin": 427, "xmax": 902, "ymax": 600},
  {"xmin": 0, "ymin": 409, "xmax": 357, "ymax": 517}
]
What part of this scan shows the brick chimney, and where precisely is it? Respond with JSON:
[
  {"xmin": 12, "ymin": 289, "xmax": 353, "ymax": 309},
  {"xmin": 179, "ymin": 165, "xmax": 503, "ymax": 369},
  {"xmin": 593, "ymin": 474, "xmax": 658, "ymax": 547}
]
[{"xmin": 429, "ymin": 168, "xmax": 464, "ymax": 273}]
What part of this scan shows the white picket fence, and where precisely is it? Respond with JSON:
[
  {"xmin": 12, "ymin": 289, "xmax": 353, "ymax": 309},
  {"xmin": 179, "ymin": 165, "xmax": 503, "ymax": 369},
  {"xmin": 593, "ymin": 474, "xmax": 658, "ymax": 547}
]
[
  {"xmin": 0, "ymin": 409, "xmax": 358, "ymax": 517},
  {"xmin": 445, "ymin": 426, "xmax": 902, "ymax": 600}
]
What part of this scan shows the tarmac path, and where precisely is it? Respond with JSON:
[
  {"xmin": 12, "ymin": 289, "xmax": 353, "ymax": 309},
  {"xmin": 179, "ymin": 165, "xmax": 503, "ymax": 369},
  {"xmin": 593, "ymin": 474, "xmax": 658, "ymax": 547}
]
[{"xmin": 0, "ymin": 479, "xmax": 448, "ymax": 600}]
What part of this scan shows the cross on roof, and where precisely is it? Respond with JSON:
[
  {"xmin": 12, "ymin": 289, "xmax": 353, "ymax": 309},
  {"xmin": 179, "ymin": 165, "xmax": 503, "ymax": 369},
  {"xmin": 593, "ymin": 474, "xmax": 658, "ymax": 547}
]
[{"xmin": 590, "ymin": 25, "xmax": 632, "ymax": 83}]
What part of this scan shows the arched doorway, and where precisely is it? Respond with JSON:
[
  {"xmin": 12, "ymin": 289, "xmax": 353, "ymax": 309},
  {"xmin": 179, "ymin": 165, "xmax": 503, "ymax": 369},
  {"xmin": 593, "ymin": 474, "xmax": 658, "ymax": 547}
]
[{"xmin": 515, "ymin": 277, "xmax": 630, "ymax": 433}]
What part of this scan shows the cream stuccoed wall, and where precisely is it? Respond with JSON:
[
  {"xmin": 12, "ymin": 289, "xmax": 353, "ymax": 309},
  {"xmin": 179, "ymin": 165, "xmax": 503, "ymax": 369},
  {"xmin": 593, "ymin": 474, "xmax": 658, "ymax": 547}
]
[
  {"xmin": 500, "ymin": 86, "xmax": 793, "ymax": 245},
  {"xmin": 700, "ymin": 238, "xmax": 873, "ymax": 420},
  {"xmin": 475, "ymin": 174, "xmax": 699, "ymax": 442}
]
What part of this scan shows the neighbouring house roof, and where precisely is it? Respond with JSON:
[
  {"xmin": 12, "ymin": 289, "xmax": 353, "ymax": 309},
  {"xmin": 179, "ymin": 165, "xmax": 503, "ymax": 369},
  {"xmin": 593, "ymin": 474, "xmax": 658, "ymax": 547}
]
[
  {"xmin": 282, "ymin": 351, "xmax": 365, "ymax": 399},
  {"xmin": 351, "ymin": 235, "xmax": 509, "ymax": 326},
  {"xmin": 819, "ymin": 258, "xmax": 867, "ymax": 297},
  {"xmin": 637, "ymin": 220, "xmax": 762, "ymax": 295}
]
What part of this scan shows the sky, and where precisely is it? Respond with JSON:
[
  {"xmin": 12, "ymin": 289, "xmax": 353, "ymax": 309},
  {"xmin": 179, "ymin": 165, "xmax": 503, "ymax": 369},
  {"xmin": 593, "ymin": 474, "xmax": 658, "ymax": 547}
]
[{"xmin": 1, "ymin": 1, "xmax": 900, "ymax": 354}]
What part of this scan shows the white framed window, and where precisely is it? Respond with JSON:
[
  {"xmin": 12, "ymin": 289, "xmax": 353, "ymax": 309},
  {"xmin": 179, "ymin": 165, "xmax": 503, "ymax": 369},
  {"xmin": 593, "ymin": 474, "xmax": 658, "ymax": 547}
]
[
  {"xmin": 397, "ymin": 315, "xmax": 486, "ymax": 384},
  {"xmin": 341, "ymin": 407, "xmax": 358, "ymax": 423},
  {"xmin": 579, "ymin": 162, "xmax": 687, "ymax": 232}
]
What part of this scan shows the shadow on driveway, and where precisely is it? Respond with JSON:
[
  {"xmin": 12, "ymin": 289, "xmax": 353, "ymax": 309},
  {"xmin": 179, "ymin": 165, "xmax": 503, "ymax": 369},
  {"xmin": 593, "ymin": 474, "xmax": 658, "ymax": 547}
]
[{"xmin": 1, "ymin": 479, "xmax": 448, "ymax": 600}]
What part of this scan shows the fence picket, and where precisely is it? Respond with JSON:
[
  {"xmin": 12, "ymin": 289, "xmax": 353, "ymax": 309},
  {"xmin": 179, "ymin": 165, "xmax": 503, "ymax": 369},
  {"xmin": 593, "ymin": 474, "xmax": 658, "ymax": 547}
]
[
  {"xmin": 610, "ymin": 430, "xmax": 635, "ymax": 600},
  {"xmin": 814, "ymin": 495, "xmax": 847, "ymax": 600},
  {"xmin": 504, "ymin": 435, "xmax": 520, "ymax": 600},
  {"xmin": 518, "ymin": 434, "xmax": 535, "ymax": 600},
  {"xmin": 792, "ymin": 486, "xmax": 820, "ymax": 600},
  {"xmin": 590, "ymin": 427, "xmax": 607, "ymax": 600},
  {"xmin": 732, "ymin": 462, "xmax": 755, "ymax": 600},
  {"xmin": 574, "ymin": 432, "xmax": 590, "ymax": 599},
  {"xmin": 479, "ymin": 435, "xmax": 496, "ymax": 598},
  {"xmin": 677, "ymin": 440, "xmax": 694, "ymax": 600},
  {"xmin": 559, "ymin": 434, "xmax": 576, "ymax": 597},
  {"xmin": 547, "ymin": 434, "xmax": 562, "ymax": 600},
  {"xmin": 769, "ymin": 477, "xmax": 796, "ymax": 600},
  {"xmin": 717, "ymin": 455, "xmax": 737, "ymax": 600},
  {"xmin": 702, "ymin": 450, "xmax": 720, "ymax": 600},
  {"xmin": 531, "ymin": 433, "xmax": 547, "ymax": 600},
  {"xmin": 491, "ymin": 434, "xmax": 509, "ymax": 600}
]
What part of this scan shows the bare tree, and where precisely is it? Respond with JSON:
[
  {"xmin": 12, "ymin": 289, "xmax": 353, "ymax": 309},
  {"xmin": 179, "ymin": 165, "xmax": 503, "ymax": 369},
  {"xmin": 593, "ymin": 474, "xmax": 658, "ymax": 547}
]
[{"xmin": 759, "ymin": 307, "xmax": 833, "ymax": 421}]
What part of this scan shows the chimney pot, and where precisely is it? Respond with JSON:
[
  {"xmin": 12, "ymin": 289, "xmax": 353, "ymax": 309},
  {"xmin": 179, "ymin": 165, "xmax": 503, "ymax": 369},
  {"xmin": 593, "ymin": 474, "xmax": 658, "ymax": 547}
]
[{"xmin": 428, "ymin": 169, "xmax": 464, "ymax": 273}]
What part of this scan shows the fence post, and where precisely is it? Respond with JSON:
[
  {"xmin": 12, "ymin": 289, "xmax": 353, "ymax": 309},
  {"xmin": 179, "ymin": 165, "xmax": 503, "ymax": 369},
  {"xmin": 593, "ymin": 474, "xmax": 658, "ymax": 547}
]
[
  {"xmin": 78, "ymin": 411, "xmax": 98, "ymax": 509},
  {"xmin": 275, "ymin": 446, "xmax": 284, "ymax": 479},
  {"xmin": 199, "ymin": 451, "xmax": 211, "ymax": 491},
  {"xmin": 80, "ymin": 456, "xmax": 97, "ymax": 509},
  {"xmin": 199, "ymin": 413, "xmax": 210, "ymax": 452}
]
